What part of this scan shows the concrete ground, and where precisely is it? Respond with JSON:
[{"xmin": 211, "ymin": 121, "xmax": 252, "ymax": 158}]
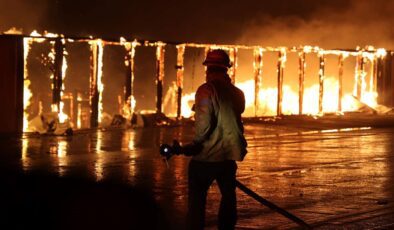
[{"xmin": 1, "ymin": 117, "xmax": 394, "ymax": 229}]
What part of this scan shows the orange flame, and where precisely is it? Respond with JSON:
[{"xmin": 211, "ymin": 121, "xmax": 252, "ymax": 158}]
[
  {"xmin": 23, "ymin": 38, "xmax": 33, "ymax": 131},
  {"xmin": 179, "ymin": 46, "xmax": 386, "ymax": 117}
]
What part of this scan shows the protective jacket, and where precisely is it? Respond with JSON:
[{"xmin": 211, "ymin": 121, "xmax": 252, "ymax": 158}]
[{"xmin": 191, "ymin": 71, "xmax": 247, "ymax": 162}]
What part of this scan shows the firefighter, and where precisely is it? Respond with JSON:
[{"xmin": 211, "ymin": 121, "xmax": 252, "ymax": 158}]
[{"xmin": 176, "ymin": 49, "xmax": 247, "ymax": 230}]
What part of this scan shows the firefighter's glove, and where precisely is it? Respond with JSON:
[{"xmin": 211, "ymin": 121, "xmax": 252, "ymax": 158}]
[
  {"xmin": 172, "ymin": 140, "xmax": 183, "ymax": 155},
  {"xmin": 182, "ymin": 142, "xmax": 203, "ymax": 156},
  {"xmin": 171, "ymin": 140, "xmax": 203, "ymax": 156}
]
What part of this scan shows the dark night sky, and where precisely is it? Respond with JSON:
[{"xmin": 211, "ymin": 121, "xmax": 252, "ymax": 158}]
[{"xmin": 1, "ymin": 0, "xmax": 394, "ymax": 48}]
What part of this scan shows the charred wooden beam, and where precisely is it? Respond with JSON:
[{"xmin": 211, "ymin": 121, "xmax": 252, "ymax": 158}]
[
  {"xmin": 253, "ymin": 48, "xmax": 263, "ymax": 117},
  {"xmin": 124, "ymin": 44, "xmax": 136, "ymax": 115},
  {"xmin": 176, "ymin": 45, "xmax": 185, "ymax": 119},
  {"xmin": 52, "ymin": 38, "xmax": 64, "ymax": 111},
  {"xmin": 380, "ymin": 52, "xmax": 394, "ymax": 107},
  {"xmin": 338, "ymin": 54, "xmax": 344, "ymax": 112},
  {"xmin": 229, "ymin": 48, "xmax": 238, "ymax": 84},
  {"xmin": 125, "ymin": 52, "xmax": 132, "ymax": 103},
  {"xmin": 355, "ymin": 54, "xmax": 366, "ymax": 100},
  {"xmin": 377, "ymin": 55, "xmax": 385, "ymax": 105},
  {"xmin": 390, "ymin": 53, "xmax": 394, "ymax": 107},
  {"xmin": 277, "ymin": 50, "xmax": 285, "ymax": 116},
  {"xmin": 156, "ymin": 44, "xmax": 165, "ymax": 114},
  {"xmin": 318, "ymin": 53, "xmax": 325, "ymax": 114},
  {"xmin": 371, "ymin": 57, "xmax": 378, "ymax": 93},
  {"xmin": 89, "ymin": 42, "xmax": 100, "ymax": 128},
  {"xmin": 298, "ymin": 52, "xmax": 306, "ymax": 115}
]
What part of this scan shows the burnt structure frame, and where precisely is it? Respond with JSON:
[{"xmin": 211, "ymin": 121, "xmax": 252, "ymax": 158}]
[{"xmin": 1, "ymin": 34, "xmax": 393, "ymax": 134}]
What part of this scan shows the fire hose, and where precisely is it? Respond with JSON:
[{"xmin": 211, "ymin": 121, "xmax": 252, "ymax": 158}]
[{"xmin": 159, "ymin": 142, "xmax": 311, "ymax": 229}]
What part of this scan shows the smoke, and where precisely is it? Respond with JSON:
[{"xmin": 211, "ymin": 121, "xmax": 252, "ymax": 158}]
[
  {"xmin": 6, "ymin": 0, "xmax": 393, "ymax": 118},
  {"xmin": 228, "ymin": 0, "xmax": 394, "ymax": 116},
  {"xmin": 0, "ymin": 0, "xmax": 49, "ymax": 33},
  {"xmin": 237, "ymin": 0, "xmax": 394, "ymax": 49},
  {"xmin": 1, "ymin": 0, "xmax": 393, "ymax": 49}
]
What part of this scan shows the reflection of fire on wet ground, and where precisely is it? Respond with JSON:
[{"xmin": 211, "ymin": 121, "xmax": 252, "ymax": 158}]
[{"xmin": 13, "ymin": 123, "xmax": 394, "ymax": 229}]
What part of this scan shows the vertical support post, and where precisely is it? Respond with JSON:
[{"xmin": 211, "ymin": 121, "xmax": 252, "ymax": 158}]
[
  {"xmin": 298, "ymin": 51, "xmax": 306, "ymax": 115},
  {"xmin": 204, "ymin": 46, "xmax": 210, "ymax": 58},
  {"xmin": 318, "ymin": 52, "xmax": 325, "ymax": 114},
  {"xmin": 68, "ymin": 94, "xmax": 74, "ymax": 123},
  {"xmin": 124, "ymin": 40, "xmax": 137, "ymax": 116},
  {"xmin": 376, "ymin": 56, "xmax": 383, "ymax": 104},
  {"xmin": 355, "ymin": 54, "xmax": 365, "ymax": 100},
  {"xmin": 338, "ymin": 54, "xmax": 344, "ymax": 112},
  {"xmin": 371, "ymin": 56, "xmax": 378, "ymax": 93},
  {"xmin": 276, "ymin": 49, "xmax": 286, "ymax": 116},
  {"xmin": 89, "ymin": 41, "xmax": 99, "ymax": 128},
  {"xmin": 156, "ymin": 43, "xmax": 165, "ymax": 114},
  {"xmin": 229, "ymin": 48, "xmax": 238, "ymax": 84},
  {"xmin": 0, "ymin": 36, "xmax": 24, "ymax": 135},
  {"xmin": 390, "ymin": 53, "xmax": 394, "ymax": 107},
  {"xmin": 52, "ymin": 38, "xmax": 64, "ymax": 112},
  {"xmin": 176, "ymin": 45, "xmax": 185, "ymax": 119},
  {"xmin": 253, "ymin": 48, "xmax": 263, "ymax": 117},
  {"xmin": 77, "ymin": 92, "xmax": 83, "ymax": 129},
  {"xmin": 124, "ymin": 51, "xmax": 132, "ymax": 107},
  {"xmin": 376, "ymin": 51, "xmax": 386, "ymax": 105},
  {"xmin": 23, "ymin": 38, "xmax": 33, "ymax": 132},
  {"xmin": 73, "ymin": 90, "xmax": 79, "ymax": 128}
]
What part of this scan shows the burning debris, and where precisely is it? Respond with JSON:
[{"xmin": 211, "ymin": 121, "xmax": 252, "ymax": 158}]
[{"xmin": 28, "ymin": 112, "xmax": 72, "ymax": 136}]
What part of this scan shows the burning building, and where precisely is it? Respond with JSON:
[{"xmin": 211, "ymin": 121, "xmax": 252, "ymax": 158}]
[{"xmin": 0, "ymin": 31, "xmax": 394, "ymax": 135}]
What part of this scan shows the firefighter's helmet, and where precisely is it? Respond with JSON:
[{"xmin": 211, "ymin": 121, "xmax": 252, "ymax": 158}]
[{"xmin": 203, "ymin": 49, "xmax": 232, "ymax": 68}]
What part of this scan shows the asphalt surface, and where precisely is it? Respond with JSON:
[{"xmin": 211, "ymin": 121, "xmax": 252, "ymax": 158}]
[{"xmin": 1, "ymin": 120, "xmax": 394, "ymax": 229}]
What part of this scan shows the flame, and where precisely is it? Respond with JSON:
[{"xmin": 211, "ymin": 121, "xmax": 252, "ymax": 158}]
[
  {"xmin": 22, "ymin": 78, "xmax": 32, "ymax": 131},
  {"xmin": 29, "ymin": 30, "xmax": 46, "ymax": 43},
  {"xmin": 23, "ymin": 38, "xmax": 33, "ymax": 132},
  {"xmin": 97, "ymin": 40, "xmax": 104, "ymax": 123},
  {"xmin": 30, "ymin": 30, "xmax": 41, "ymax": 37},
  {"xmin": 156, "ymin": 42, "xmax": 165, "ymax": 81},
  {"xmin": 3, "ymin": 27, "xmax": 23, "ymax": 34},
  {"xmin": 89, "ymin": 39, "xmax": 105, "ymax": 124},
  {"xmin": 178, "ymin": 46, "xmax": 385, "ymax": 117},
  {"xmin": 376, "ymin": 48, "xmax": 387, "ymax": 58},
  {"xmin": 229, "ymin": 48, "xmax": 238, "ymax": 83},
  {"xmin": 59, "ymin": 39, "xmax": 69, "ymax": 123},
  {"xmin": 235, "ymin": 77, "xmax": 370, "ymax": 116},
  {"xmin": 122, "ymin": 96, "xmax": 137, "ymax": 120},
  {"xmin": 77, "ymin": 94, "xmax": 83, "ymax": 129},
  {"xmin": 58, "ymin": 102, "xmax": 68, "ymax": 123},
  {"xmin": 24, "ymin": 31, "xmax": 71, "ymax": 130},
  {"xmin": 122, "ymin": 39, "xmax": 139, "ymax": 119},
  {"xmin": 30, "ymin": 30, "xmax": 61, "ymax": 39},
  {"xmin": 49, "ymin": 38, "xmax": 69, "ymax": 124},
  {"xmin": 236, "ymin": 80, "xmax": 277, "ymax": 116},
  {"xmin": 180, "ymin": 75, "xmax": 381, "ymax": 118},
  {"xmin": 43, "ymin": 31, "xmax": 58, "ymax": 38},
  {"xmin": 181, "ymin": 93, "xmax": 195, "ymax": 118},
  {"xmin": 163, "ymin": 82, "xmax": 194, "ymax": 118},
  {"xmin": 21, "ymin": 34, "xmax": 388, "ymax": 123}
]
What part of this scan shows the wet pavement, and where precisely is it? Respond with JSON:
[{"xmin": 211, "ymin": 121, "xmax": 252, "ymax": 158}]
[{"xmin": 1, "ymin": 122, "xmax": 394, "ymax": 229}]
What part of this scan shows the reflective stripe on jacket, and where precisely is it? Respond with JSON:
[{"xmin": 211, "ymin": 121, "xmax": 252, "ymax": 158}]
[{"xmin": 192, "ymin": 72, "xmax": 247, "ymax": 162}]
